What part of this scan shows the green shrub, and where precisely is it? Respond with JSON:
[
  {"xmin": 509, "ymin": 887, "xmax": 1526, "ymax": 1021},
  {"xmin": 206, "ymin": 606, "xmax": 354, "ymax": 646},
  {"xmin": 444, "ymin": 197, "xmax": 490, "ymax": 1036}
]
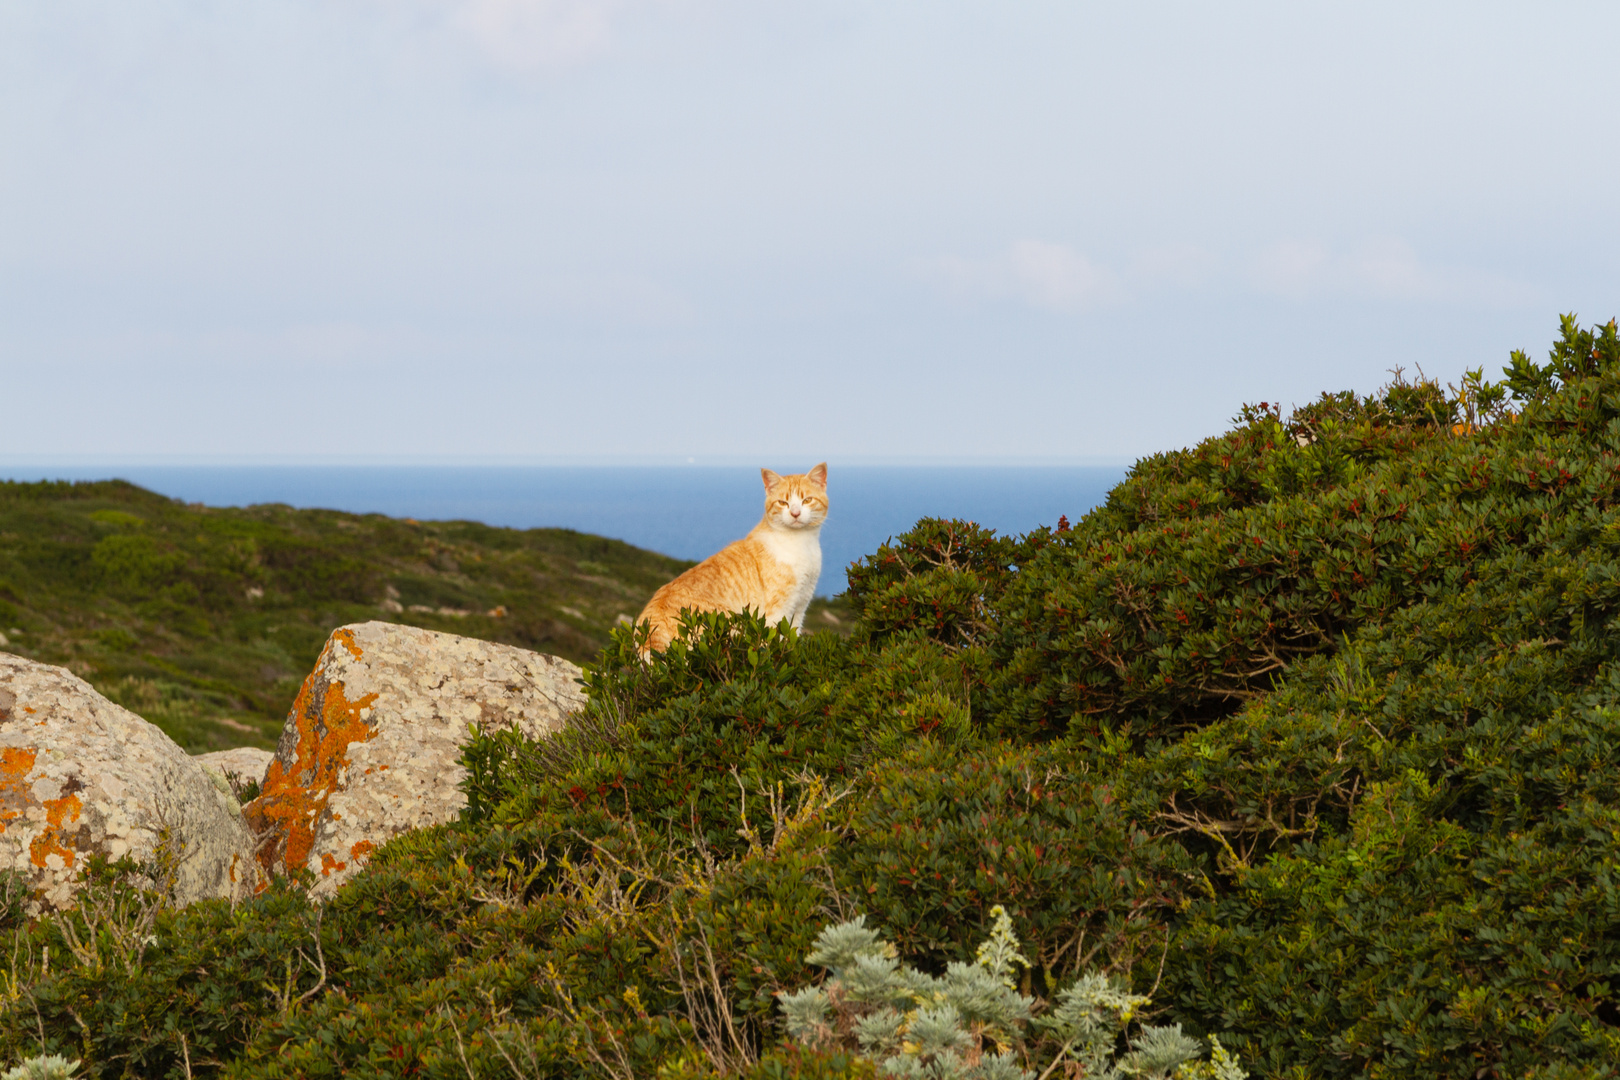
[
  {"xmin": 1142, "ymin": 574, "xmax": 1620, "ymax": 1075},
  {"xmin": 986, "ymin": 326, "xmax": 1620, "ymax": 741},
  {"xmin": 2, "ymin": 878, "xmax": 320, "ymax": 1078},
  {"xmin": 675, "ymin": 821, "xmax": 856, "ymax": 1031},
  {"xmin": 0, "ymin": 871, "xmax": 27, "ymax": 932},
  {"xmin": 469, "ymin": 610, "xmax": 988, "ymax": 860},
  {"xmin": 829, "ymin": 740, "xmax": 1194, "ymax": 986},
  {"xmin": 1504, "ymin": 314, "xmax": 1620, "ymax": 400},
  {"xmin": 1164, "ymin": 769, "xmax": 1620, "ymax": 1078},
  {"xmin": 741, "ymin": 1045, "xmax": 879, "ymax": 1079},
  {"xmin": 89, "ymin": 534, "xmax": 182, "ymax": 593},
  {"xmin": 845, "ymin": 519, "xmax": 1041, "ymax": 651}
]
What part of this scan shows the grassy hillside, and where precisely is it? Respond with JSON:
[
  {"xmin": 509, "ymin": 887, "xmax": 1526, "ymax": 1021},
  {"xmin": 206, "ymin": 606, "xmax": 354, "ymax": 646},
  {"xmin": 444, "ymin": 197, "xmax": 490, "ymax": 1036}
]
[
  {"xmin": 6, "ymin": 316, "xmax": 1620, "ymax": 1080},
  {"xmin": 0, "ymin": 481, "xmax": 850, "ymax": 751}
]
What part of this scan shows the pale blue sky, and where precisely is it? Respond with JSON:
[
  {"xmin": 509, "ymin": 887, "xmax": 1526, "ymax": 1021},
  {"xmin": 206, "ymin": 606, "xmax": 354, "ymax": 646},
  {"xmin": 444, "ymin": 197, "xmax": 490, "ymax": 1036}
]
[{"xmin": 3, "ymin": 2, "xmax": 1618, "ymax": 463}]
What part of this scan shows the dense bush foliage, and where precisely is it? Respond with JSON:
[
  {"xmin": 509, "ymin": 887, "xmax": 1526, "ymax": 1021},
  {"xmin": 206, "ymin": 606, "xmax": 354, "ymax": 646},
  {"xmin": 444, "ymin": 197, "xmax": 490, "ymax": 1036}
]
[{"xmin": 5, "ymin": 316, "xmax": 1620, "ymax": 1078}]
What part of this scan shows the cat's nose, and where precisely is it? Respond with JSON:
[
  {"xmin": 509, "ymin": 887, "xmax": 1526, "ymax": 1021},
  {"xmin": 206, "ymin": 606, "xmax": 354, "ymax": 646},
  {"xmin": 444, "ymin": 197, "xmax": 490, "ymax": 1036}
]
[{"xmin": 790, "ymin": 507, "xmax": 801, "ymax": 518}]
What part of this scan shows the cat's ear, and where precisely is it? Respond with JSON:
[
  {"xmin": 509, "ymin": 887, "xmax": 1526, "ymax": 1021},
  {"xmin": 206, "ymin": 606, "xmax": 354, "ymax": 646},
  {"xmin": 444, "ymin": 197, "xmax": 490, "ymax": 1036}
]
[
  {"xmin": 761, "ymin": 468, "xmax": 783, "ymax": 490},
  {"xmin": 808, "ymin": 462, "xmax": 828, "ymax": 487}
]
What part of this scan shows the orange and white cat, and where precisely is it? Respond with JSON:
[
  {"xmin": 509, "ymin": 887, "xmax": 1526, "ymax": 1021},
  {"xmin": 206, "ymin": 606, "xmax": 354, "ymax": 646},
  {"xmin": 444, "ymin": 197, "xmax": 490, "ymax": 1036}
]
[{"xmin": 636, "ymin": 463, "xmax": 828, "ymax": 654}]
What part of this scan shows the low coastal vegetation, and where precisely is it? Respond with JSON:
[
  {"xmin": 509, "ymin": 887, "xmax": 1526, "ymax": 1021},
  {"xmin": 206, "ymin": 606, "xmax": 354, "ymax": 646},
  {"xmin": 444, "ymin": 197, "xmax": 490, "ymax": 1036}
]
[{"xmin": 4, "ymin": 315, "xmax": 1620, "ymax": 1078}]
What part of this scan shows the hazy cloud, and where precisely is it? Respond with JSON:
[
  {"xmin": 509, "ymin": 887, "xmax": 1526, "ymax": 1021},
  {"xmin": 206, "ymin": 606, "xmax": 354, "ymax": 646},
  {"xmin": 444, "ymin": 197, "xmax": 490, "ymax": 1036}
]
[
  {"xmin": 1251, "ymin": 236, "xmax": 1539, "ymax": 306},
  {"xmin": 1349, "ymin": 238, "xmax": 1436, "ymax": 298},
  {"xmin": 1251, "ymin": 240, "xmax": 1333, "ymax": 297},
  {"xmin": 364, "ymin": 0, "xmax": 643, "ymax": 72},
  {"xmin": 447, "ymin": 0, "xmax": 621, "ymax": 70},
  {"xmin": 926, "ymin": 240, "xmax": 1226, "ymax": 311},
  {"xmin": 1126, "ymin": 244, "xmax": 1221, "ymax": 289},
  {"xmin": 926, "ymin": 240, "xmax": 1124, "ymax": 313},
  {"xmin": 929, "ymin": 236, "xmax": 1538, "ymax": 313}
]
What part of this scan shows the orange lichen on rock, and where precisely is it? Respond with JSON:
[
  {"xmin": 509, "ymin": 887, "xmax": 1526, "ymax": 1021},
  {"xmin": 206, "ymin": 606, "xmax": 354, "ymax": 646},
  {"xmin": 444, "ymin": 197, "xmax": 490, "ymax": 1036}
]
[
  {"xmin": 29, "ymin": 793, "xmax": 81, "ymax": 869},
  {"xmin": 334, "ymin": 627, "xmax": 364, "ymax": 661},
  {"xmin": 349, "ymin": 839, "xmax": 376, "ymax": 863},
  {"xmin": 319, "ymin": 851, "xmax": 346, "ymax": 877},
  {"xmin": 245, "ymin": 636, "xmax": 379, "ymax": 877}
]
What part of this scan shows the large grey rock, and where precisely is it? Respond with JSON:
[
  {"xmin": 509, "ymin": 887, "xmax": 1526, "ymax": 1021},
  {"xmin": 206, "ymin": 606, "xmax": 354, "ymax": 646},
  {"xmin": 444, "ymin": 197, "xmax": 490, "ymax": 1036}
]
[
  {"xmin": 245, "ymin": 622, "xmax": 584, "ymax": 897},
  {"xmin": 0, "ymin": 653, "xmax": 260, "ymax": 914}
]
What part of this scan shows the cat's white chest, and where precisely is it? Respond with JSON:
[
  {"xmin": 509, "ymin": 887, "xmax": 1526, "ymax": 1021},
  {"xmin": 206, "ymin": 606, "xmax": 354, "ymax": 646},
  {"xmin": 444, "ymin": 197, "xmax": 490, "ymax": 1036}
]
[{"xmin": 757, "ymin": 526, "xmax": 822, "ymax": 628}]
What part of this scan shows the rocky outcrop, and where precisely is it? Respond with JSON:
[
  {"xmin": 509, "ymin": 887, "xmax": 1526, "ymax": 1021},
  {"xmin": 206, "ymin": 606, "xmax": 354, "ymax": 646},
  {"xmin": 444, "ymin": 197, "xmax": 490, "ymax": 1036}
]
[
  {"xmin": 245, "ymin": 622, "xmax": 584, "ymax": 897},
  {"xmin": 0, "ymin": 653, "xmax": 260, "ymax": 914}
]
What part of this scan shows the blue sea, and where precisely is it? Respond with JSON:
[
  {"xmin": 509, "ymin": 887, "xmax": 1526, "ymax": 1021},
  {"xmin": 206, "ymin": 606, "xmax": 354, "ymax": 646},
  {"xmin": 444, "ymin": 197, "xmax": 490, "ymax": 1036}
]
[{"xmin": 0, "ymin": 465, "xmax": 1127, "ymax": 595}]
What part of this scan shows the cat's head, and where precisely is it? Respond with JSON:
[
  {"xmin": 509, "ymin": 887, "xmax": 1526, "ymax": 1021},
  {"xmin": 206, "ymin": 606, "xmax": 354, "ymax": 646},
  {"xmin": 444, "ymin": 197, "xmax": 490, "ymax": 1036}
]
[{"xmin": 761, "ymin": 463, "xmax": 828, "ymax": 532}]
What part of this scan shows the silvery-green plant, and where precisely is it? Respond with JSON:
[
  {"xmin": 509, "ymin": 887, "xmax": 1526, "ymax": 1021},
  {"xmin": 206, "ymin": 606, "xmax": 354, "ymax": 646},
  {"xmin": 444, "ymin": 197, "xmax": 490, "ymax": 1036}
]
[
  {"xmin": 2, "ymin": 1056, "xmax": 80, "ymax": 1080},
  {"xmin": 778, "ymin": 907, "xmax": 1246, "ymax": 1080}
]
